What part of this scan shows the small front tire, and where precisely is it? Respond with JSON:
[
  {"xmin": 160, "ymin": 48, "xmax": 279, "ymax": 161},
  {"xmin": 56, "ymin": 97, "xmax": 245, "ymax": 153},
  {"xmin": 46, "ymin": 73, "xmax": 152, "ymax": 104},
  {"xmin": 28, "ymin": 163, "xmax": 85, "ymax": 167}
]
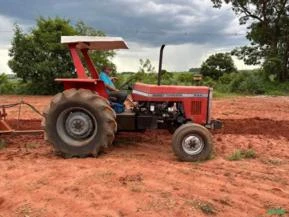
[{"xmin": 172, "ymin": 123, "xmax": 213, "ymax": 162}]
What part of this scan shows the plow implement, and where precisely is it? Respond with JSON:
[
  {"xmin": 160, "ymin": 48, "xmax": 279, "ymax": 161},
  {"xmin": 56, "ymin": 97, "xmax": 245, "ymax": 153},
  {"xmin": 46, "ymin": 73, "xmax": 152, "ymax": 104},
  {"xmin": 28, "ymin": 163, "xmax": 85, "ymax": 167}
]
[{"xmin": 0, "ymin": 101, "xmax": 43, "ymax": 134}]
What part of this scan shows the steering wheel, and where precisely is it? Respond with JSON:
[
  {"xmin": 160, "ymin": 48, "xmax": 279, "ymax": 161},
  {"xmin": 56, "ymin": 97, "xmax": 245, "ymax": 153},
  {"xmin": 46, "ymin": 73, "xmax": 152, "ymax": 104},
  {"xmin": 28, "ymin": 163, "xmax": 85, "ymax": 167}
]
[{"xmin": 119, "ymin": 77, "xmax": 135, "ymax": 90}]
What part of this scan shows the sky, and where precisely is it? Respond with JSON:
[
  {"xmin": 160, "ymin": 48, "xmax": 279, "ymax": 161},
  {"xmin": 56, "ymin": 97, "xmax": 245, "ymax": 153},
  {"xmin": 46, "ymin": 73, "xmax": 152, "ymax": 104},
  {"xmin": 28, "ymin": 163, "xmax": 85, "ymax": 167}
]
[{"xmin": 0, "ymin": 0, "xmax": 255, "ymax": 73}]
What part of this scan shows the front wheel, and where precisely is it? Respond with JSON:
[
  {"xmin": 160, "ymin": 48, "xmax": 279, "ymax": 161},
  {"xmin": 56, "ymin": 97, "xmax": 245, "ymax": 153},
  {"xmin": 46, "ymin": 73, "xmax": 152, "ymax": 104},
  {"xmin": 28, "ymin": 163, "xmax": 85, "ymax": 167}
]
[{"xmin": 172, "ymin": 123, "xmax": 213, "ymax": 162}]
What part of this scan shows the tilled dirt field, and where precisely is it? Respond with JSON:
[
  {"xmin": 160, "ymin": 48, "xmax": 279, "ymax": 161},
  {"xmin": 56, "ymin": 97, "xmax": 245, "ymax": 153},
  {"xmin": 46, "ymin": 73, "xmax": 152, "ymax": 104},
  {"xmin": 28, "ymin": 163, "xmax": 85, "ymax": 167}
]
[{"xmin": 0, "ymin": 95, "xmax": 289, "ymax": 217}]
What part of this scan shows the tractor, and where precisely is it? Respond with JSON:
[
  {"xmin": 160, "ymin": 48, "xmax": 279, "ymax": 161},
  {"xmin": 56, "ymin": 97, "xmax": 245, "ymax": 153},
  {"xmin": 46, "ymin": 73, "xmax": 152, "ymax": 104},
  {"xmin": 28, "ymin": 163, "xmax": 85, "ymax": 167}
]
[{"xmin": 42, "ymin": 36, "xmax": 222, "ymax": 162}]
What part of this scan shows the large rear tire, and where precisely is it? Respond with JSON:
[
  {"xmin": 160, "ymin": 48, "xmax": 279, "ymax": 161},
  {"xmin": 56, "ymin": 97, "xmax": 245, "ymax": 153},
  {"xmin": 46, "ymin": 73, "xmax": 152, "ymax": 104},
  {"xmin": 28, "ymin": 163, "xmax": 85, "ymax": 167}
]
[
  {"xmin": 172, "ymin": 123, "xmax": 213, "ymax": 162},
  {"xmin": 42, "ymin": 88, "xmax": 117, "ymax": 157}
]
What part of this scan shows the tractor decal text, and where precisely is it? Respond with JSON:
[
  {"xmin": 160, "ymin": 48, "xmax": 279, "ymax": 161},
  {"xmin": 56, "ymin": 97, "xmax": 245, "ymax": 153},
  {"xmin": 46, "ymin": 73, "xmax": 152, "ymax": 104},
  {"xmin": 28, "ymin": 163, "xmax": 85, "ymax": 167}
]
[{"xmin": 132, "ymin": 90, "xmax": 208, "ymax": 98}]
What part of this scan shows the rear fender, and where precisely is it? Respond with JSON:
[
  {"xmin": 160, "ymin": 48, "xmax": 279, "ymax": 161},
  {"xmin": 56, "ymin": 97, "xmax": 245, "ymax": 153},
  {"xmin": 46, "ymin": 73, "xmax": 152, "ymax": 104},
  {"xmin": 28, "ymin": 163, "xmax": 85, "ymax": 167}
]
[{"xmin": 55, "ymin": 78, "xmax": 108, "ymax": 98}]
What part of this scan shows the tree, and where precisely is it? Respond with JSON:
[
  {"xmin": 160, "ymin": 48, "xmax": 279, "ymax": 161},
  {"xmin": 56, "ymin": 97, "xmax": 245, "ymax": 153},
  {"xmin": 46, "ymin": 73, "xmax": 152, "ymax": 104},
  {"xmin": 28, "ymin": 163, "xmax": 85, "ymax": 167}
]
[
  {"xmin": 9, "ymin": 18, "xmax": 76, "ymax": 94},
  {"xmin": 189, "ymin": 68, "xmax": 201, "ymax": 73},
  {"xmin": 200, "ymin": 53, "xmax": 237, "ymax": 80},
  {"xmin": 134, "ymin": 58, "xmax": 157, "ymax": 83},
  {"xmin": 211, "ymin": 0, "xmax": 289, "ymax": 82},
  {"xmin": 138, "ymin": 58, "xmax": 156, "ymax": 74},
  {"xmin": 8, "ymin": 17, "xmax": 115, "ymax": 94},
  {"xmin": 159, "ymin": 69, "xmax": 174, "ymax": 85}
]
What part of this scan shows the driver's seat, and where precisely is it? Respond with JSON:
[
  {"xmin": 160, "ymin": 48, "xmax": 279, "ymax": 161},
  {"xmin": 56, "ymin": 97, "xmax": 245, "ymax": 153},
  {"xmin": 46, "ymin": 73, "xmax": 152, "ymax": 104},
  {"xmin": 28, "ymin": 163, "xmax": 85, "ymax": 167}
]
[{"xmin": 108, "ymin": 92, "xmax": 127, "ymax": 113}]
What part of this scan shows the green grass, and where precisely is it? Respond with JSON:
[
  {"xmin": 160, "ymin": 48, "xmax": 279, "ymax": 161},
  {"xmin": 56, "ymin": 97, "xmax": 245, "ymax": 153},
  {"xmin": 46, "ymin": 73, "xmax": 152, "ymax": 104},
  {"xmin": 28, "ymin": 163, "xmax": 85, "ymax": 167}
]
[
  {"xmin": 199, "ymin": 202, "xmax": 216, "ymax": 215},
  {"xmin": 213, "ymin": 91, "xmax": 247, "ymax": 99},
  {"xmin": 228, "ymin": 149, "xmax": 256, "ymax": 161},
  {"xmin": 228, "ymin": 150, "xmax": 243, "ymax": 161},
  {"xmin": 0, "ymin": 139, "xmax": 7, "ymax": 150},
  {"xmin": 242, "ymin": 149, "xmax": 256, "ymax": 159},
  {"xmin": 267, "ymin": 208, "xmax": 287, "ymax": 216}
]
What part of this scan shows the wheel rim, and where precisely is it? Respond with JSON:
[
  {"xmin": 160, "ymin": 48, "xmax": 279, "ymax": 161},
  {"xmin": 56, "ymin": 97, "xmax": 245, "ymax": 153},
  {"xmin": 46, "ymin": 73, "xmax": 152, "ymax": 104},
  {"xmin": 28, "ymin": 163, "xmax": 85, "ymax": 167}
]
[
  {"xmin": 182, "ymin": 134, "xmax": 204, "ymax": 155},
  {"xmin": 56, "ymin": 107, "xmax": 97, "ymax": 147}
]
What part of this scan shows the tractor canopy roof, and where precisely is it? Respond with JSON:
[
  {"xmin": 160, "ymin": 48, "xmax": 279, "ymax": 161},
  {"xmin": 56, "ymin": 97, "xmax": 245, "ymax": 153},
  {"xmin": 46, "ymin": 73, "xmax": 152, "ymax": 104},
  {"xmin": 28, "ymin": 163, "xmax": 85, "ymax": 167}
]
[{"xmin": 61, "ymin": 36, "xmax": 129, "ymax": 51}]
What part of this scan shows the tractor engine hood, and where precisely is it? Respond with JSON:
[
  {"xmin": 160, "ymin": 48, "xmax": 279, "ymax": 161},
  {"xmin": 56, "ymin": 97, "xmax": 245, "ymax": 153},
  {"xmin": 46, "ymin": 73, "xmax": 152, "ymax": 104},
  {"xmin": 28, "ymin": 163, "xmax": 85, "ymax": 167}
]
[{"xmin": 132, "ymin": 82, "xmax": 210, "ymax": 101}]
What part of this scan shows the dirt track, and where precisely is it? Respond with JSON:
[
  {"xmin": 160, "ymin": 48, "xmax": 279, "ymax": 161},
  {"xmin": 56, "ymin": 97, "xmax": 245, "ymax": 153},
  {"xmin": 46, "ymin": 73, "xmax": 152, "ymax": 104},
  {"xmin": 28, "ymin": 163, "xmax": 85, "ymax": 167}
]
[{"xmin": 0, "ymin": 95, "xmax": 289, "ymax": 217}]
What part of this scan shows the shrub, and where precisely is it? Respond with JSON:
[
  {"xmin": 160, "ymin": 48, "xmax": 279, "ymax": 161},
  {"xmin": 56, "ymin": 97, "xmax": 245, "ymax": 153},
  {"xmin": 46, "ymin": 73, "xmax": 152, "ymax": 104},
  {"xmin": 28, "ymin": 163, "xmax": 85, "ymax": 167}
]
[
  {"xmin": 267, "ymin": 208, "xmax": 287, "ymax": 216},
  {"xmin": 0, "ymin": 74, "xmax": 17, "ymax": 94},
  {"xmin": 228, "ymin": 149, "xmax": 256, "ymax": 161},
  {"xmin": 228, "ymin": 149, "xmax": 243, "ymax": 161},
  {"xmin": 176, "ymin": 72, "xmax": 193, "ymax": 85},
  {"xmin": 216, "ymin": 70, "xmax": 267, "ymax": 94},
  {"xmin": 201, "ymin": 76, "xmax": 217, "ymax": 87},
  {"xmin": 0, "ymin": 139, "xmax": 7, "ymax": 150},
  {"xmin": 238, "ymin": 73, "xmax": 265, "ymax": 94},
  {"xmin": 242, "ymin": 149, "xmax": 256, "ymax": 159}
]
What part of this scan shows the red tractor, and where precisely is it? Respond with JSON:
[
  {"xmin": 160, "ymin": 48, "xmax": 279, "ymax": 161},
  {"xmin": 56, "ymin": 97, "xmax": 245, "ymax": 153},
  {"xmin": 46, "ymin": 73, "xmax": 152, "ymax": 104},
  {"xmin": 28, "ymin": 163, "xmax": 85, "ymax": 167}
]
[{"xmin": 42, "ymin": 36, "xmax": 222, "ymax": 162}]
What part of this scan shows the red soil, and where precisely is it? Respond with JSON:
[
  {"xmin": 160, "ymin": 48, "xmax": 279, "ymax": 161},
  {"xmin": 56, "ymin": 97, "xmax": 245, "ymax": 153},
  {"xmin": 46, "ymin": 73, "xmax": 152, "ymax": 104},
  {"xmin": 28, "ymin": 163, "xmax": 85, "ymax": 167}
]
[{"xmin": 0, "ymin": 95, "xmax": 289, "ymax": 217}]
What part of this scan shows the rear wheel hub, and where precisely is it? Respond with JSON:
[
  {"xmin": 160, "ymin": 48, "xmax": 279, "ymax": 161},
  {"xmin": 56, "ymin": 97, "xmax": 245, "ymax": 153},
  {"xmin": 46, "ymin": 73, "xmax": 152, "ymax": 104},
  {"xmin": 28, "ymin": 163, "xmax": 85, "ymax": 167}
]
[
  {"xmin": 56, "ymin": 107, "xmax": 97, "ymax": 147},
  {"xmin": 65, "ymin": 111, "xmax": 93, "ymax": 139}
]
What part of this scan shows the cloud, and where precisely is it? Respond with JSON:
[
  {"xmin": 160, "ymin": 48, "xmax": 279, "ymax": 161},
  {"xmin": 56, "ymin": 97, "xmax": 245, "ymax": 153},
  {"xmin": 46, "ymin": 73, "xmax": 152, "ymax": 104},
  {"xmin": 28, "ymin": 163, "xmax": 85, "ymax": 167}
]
[
  {"xmin": 0, "ymin": 15, "xmax": 14, "ymax": 73},
  {"xmin": 0, "ymin": 49, "xmax": 11, "ymax": 73},
  {"xmin": 0, "ymin": 15, "xmax": 14, "ymax": 47},
  {"xmin": 0, "ymin": 0, "xmax": 252, "ymax": 73},
  {"xmin": 114, "ymin": 42, "xmax": 213, "ymax": 72},
  {"xmin": 0, "ymin": 0, "xmax": 246, "ymax": 46}
]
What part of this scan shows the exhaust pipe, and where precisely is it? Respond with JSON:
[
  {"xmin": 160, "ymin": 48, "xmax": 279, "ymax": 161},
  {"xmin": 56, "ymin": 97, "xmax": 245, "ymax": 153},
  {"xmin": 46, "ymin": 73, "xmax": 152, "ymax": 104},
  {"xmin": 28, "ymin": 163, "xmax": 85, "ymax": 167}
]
[{"xmin": 157, "ymin": 44, "xmax": 165, "ymax": 86}]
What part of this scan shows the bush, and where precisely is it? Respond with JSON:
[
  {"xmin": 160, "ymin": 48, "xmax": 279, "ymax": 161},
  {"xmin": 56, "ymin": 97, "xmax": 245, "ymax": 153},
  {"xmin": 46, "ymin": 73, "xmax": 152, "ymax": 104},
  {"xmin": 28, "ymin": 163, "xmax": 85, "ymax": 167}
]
[
  {"xmin": 216, "ymin": 70, "xmax": 266, "ymax": 94},
  {"xmin": 0, "ymin": 74, "xmax": 17, "ymax": 94},
  {"xmin": 175, "ymin": 72, "xmax": 193, "ymax": 85},
  {"xmin": 228, "ymin": 149, "xmax": 256, "ymax": 161},
  {"xmin": 238, "ymin": 72, "xmax": 265, "ymax": 94},
  {"xmin": 201, "ymin": 76, "xmax": 217, "ymax": 87},
  {"xmin": 228, "ymin": 149, "xmax": 243, "ymax": 161},
  {"xmin": 16, "ymin": 81, "xmax": 63, "ymax": 95}
]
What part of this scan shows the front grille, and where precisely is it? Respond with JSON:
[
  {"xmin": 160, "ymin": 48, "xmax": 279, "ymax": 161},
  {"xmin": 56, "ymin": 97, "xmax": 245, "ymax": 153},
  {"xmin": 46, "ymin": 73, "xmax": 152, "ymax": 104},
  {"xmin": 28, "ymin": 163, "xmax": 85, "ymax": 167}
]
[{"xmin": 192, "ymin": 101, "xmax": 202, "ymax": 115}]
